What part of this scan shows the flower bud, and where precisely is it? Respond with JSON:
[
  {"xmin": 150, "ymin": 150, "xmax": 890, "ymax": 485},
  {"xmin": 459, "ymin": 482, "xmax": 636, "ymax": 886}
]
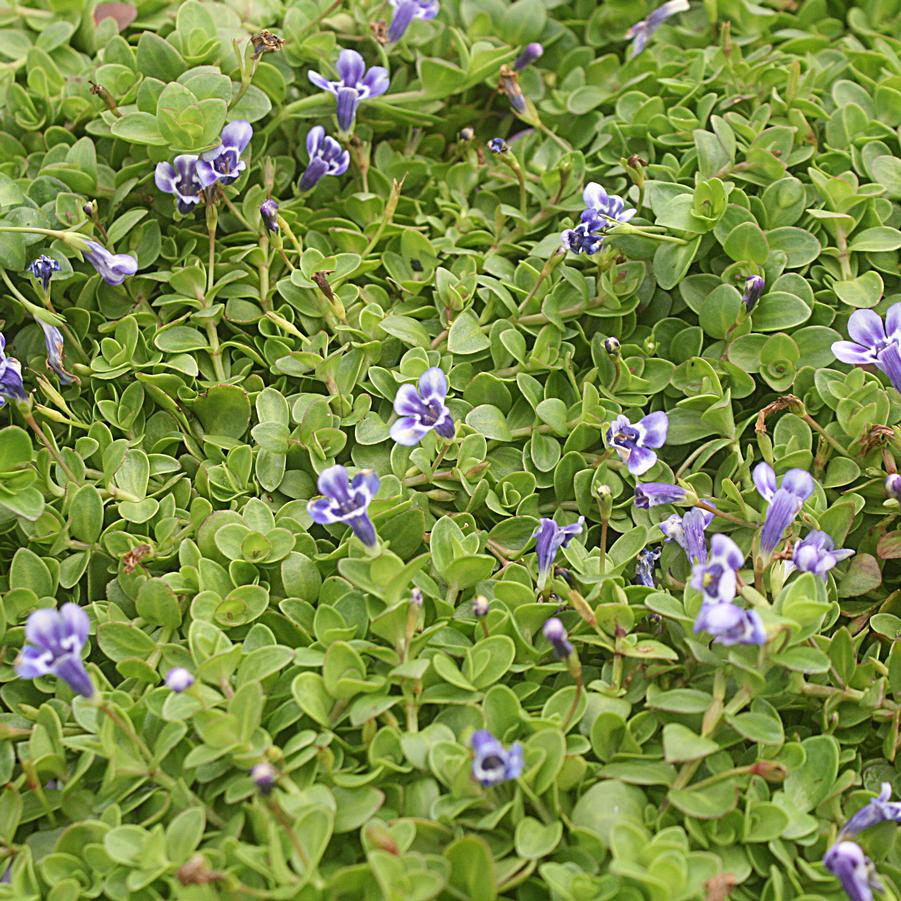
[
  {"xmin": 472, "ymin": 595, "xmax": 489, "ymax": 618},
  {"xmin": 165, "ymin": 667, "xmax": 194, "ymax": 693},
  {"xmin": 542, "ymin": 617, "xmax": 572, "ymax": 659},
  {"xmin": 514, "ymin": 42, "xmax": 543, "ymax": 70},
  {"xmin": 488, "ymin": 137, "xmax": 508, "ymax": 154},
  {"xmin": 604, "ymin": 336, "xmax": 621, "ymax": 355},
  {"xmin": 260, "ymin": 198, "xmax": 279, "ymax": 232},
  {"xmin": 251, "ymin": 761, "xmax": 277, "ymax": 795}
]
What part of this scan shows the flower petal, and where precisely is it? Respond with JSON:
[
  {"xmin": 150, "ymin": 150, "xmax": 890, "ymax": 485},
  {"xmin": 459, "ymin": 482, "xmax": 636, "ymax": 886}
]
[
  {"xmin": 752, "ymin": 462, "xmax": 776, "ymax": 501},
  {"xmin": 638, "ymin": 411, "xmax": 669, "ymax": 448},
  {"xmin": 307, "ymin": 125, "xmax": 325, "ymax": 159},
  {"xmin": 627, "ymin": 445, "xmax": 656, "ymax": 475},
  {"xmin": 360, "ymin": 66, "xmax": 390, "ymax": 98},
  {"xmin": 782, "ymin": 468, "xmax": 814, "ymax": 500},
  {"xmin": 308, "ymin": 70, "xmax": 335, "ymax": 93},
  {"xmin": 351, "ymin": 469, "xmax": 381, "ymax": 503},
  {"xmin": 59, "ymin": 603, "xmax": 89, "ymax": 648},
  {"xmin": 847, "ymin": 308, "xmax": 887, "ymax": 350},
  {"xmin": 26, "ymin": 608, "xmax": 61, "ymax": 650},
  {"xmin": 307, "ymin": 497, "xmax": 341, "ymax": 524},
  {"xmin": 418, "ymin": 367, "xmax": 447, "ymax": 403},
  {"xmin": 434, "ymin": 413, "xmax": 456, "ymax": 439},
  {"xmin": 390, "ymin": 417, "xmax": 432, "ymax": 445},
  {"xmin": 336, "ymin": 49, "xmax": 366, "ymax": 86},
  {"xmin": 394, "ymin": 383, "xmax": 427, "ymax": 417},
  {"xmin": 154, "ymin": 162, "xmax": 177, "ymax": 193},
  {"xmin": 220, "ymin": 120, "xmax": 253, "ymax": 153},
  {"xmin": 887, "ymin": 303, "xmax": 901, "ymax": 340},
  {"xmin": 317, "ymin": 464, "xmax": 350, "ymax": 503},
  {"xmin": 831, "ymin": 340, "xmax": 877, "ymax": 365},
  {"xmin": 15, "ymin": 645, "xmax": 53, "ymax": 679}
]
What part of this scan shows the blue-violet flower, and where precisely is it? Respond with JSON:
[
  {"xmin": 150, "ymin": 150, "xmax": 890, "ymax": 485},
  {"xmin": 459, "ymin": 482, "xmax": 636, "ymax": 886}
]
[
  {"xmin": 307, "ymin": 464, "xmax": 380, "ymax": 547},
  {"xmin": 15, "ymin": 604, "xmax": 94, "ymax": 698},
  {"xmin": 0, "ymin": 333, "xmax": 27, "ymax": 406},
  {"xmin": 832, "ymin": 304, "xmax": 901, "ymax": 393},
  {"xmin": 607, "ymin": 411, "xmax": 668, "ymax": 476},
  {"xmin": 470, "ymin": 730, "xmax": 523, "ymax": 787},
  {"xmin": 300, "ymin": 126, "xmax": 351, "ymax": 192},
  {"xmin": 260, "ymin": 199, "xmax": 279, "ymax": 232},
  {"xmin": 791, "ymin": 530, "xmax": 854, "ymax": 580},
  {"xmin": 154, "ymin": 154, "xmax": 216, "ymax": 213},
  {"xmin": 694, "ymin": 602, "xmax": 766, "ymax": 646},
  {"xmin": 390, "ymin": 367, "xmax": 454, "ymax": 445},
  {"xmin": 251, "ymin": 761, "xmax": 277, "ymax": 795},
  {"xmin": 514, "ymin": 42, "xmax": 543, "ymax": 70},
  {"xmin": 561, "ymin": 183, "xmax": 637, "ymax": 255},
  {"xmin": 635, "ymin": 482, "xmax": 686, "ymax": 509},
  {"xmin": 742, "ymin": 274, "xmax": 765, "ymax": 311},
  {"xmin": 626, "ymin": 0, "xmax": 689, "ymax": 56},
  {"xmin": 543, "ymin": 617, "xmax": 573, "ymax": 658},
  {"xmin": 488, "ymin": 137, "xmax": 507, "ymax": 153},
  {"xmin": 165, "ymin": 667, "xmax": 194, "ymax": 692},
  {"xmin": 886, "ymin": 473, "xmax": 901, "ymax": 500},
  {"xmin": 27, "ymin": 255, "xmax": 60, "ymax": 292},
  {"xmin": 659, "ymin": 507, "xmax": 713, "ymax": 564},
  {"xmin": 753, "ymin": 462, "xmax": 815, "ymax": 557},
  {"xmin": 38, "ymin": 320, "xmax": 74, "ymax": 385},
  {"xmin": 195, "ymin": 121, "xmax": 253, "ymax": 187},
  {"xmin": 635, "ymin": 546, "xmax": 661, "ymax": 587},
  {"xmin": 690, "ymin": 533, "xmax": 743, "ymax": 604},
  {"xmin": 533, "ymin": 516, "xmax": 585, "ymax": 591},
  {"xmin": 840, "ymin": 783, "xmax": 901, "ymax": 838},
  {"xmin": 82, "ymin": 241, "xmax": 138, "ymax": 286},
  {"xmin": 823, "ymin": 841, "xmax": 881, "ymax": 901},
  {"xmin": 386, "ymin": 0, "xmax": 439, "ymax": 43},
  {"xmin": 309, "ymin": 49, "xmax": 390, "ymax": 133}
]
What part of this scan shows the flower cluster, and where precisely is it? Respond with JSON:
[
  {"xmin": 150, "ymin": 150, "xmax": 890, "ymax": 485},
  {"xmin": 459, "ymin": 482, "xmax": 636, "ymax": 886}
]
[{"xmin": 561, "ymin": 183, "xmax": 637, "ymax": 255}]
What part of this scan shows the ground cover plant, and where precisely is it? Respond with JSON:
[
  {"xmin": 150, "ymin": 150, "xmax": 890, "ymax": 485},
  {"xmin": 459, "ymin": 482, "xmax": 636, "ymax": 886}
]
[{"xmin": 1, "ymin": 0, "xmax": 901, "ymax": 898}]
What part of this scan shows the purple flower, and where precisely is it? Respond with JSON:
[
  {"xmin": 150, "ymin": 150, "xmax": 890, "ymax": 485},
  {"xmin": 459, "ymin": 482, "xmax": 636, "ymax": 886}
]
[
  {"xmin": 196, "ymin": 121, "xmax": 253, "ymax": 187},
  {"xmin": 299, "ymin": 126, "xmax": 351, "ymax": 193},
  {"xmin": 533, "ymin": 516, "xmax": 584, "ymax": 590},
  {"xmin": 753, "ymin": 463, "xmax": 815, "ymax": 557},
  {"xmin": 308, "ymin": 49, "xmax": 390, "ymax": 133},
  {"xmin": 165, "ymin": 667, "xmax": 194, "ymax": 692},
  {"xmin": 607, "ymin": 411, "xmax": 668, "ymax": 476},
  {"xmin": 840, "ymin": 783, "xmax": 901, "ymax": 838},
  {"xmin": 832, "ymin": 304, "xmax": 901, "ymax": 393},
  {"xmin": 635, "ymin": 482, "xmax": 686, "ymax": 508},
  {"xmin": 488, "ymin": 137, "xmax": 507, "ymax": 153},
  {"xmin": 27, "ymin": 255, "xmax": 60, "ymax": 291},
  {"xmin": 742, "ymin": 275, "xmax": 765, "ymax": 311},
  {"xmin": 886, "ymin": 473, "xmax": 901, "ymax": 500},
  {"xmin": 0, "ymin": 333, "xmax": 27, "ymax": 406},
  {"xmin": 659, "ymin": 507, "xmax": 713, "ymax": 564},
  {"xmin": 693, "ymin": 602, "xmax": 766, "ymax": 646},
  {"xmin": 470, "ymin": 730, "xmax": 523, "ymax": 787},
  {"xmin": 635, "ymin": 546, "xmax": 660, "ymax": 587},
  {"xmin": 15, "ymin": 604, "xmax": 94, "ymax": 698},
  {"xmin": 543, "ymin": 617, "xmax": 572, "ymax": 658},
  {"xmin": 260, "ymin": 199, "xmax": 279, "ymax": 232},
  {"xmin": 390, "ymin": 367, "xmax": 454, "ymax": 446},
  {"xmin": 514, "ymin": 43, "xmax": 543, "ymax": 70},
  {"xmin": 307, "ymin": 464, "xmax": 380, "ymax": 547},
  {"xmin": 626, "ymin": 0, "xmax": 689, "ymax": 56},
  {"xmin": 690, "ymin": 533, "xmax": 743, "ymax": 604},
  {"xmin": 561, "ymin": 183, "xmax": 637, "ymax": 255},
  {"xmin": 82, "ymin": 241, "xmax": 138, "ymax": 286},
  {"xmin": 824, "ymin": 841, "xmax": 882, "ymax": 901},
  {"xmin": 386, "ymin": 0, "xmax": 439, "ymax": 43},
  {"xmin": 472, "ymin": 595, "xmax": 489, "ymax": 618},
  {"xmin": 251, "ymin": 761, "xmax": 277, "ymax": 795},
  {"xmin": 154, "ymin": 154, "xmax": 216, "ymax": 213},
  {"xmin": 791, "ymin": 530, "xmax": 854, "ymax": 580},
  {"xmin": 38, "ymin": 320, "xmax": 74, "ymax": 385}
]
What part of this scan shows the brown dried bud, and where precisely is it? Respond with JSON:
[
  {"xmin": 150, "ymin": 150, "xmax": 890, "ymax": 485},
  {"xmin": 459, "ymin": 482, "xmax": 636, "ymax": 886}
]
[{"xmin": 250, "ymin": 30, "xmax": 285, "ymax": 57}]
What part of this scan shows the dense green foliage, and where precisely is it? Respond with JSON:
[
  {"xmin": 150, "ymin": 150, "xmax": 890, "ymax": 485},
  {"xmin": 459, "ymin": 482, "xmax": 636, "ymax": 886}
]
[{"xmin": 1, "ymin": 0, "xmax": 901, "ymax": 898}]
